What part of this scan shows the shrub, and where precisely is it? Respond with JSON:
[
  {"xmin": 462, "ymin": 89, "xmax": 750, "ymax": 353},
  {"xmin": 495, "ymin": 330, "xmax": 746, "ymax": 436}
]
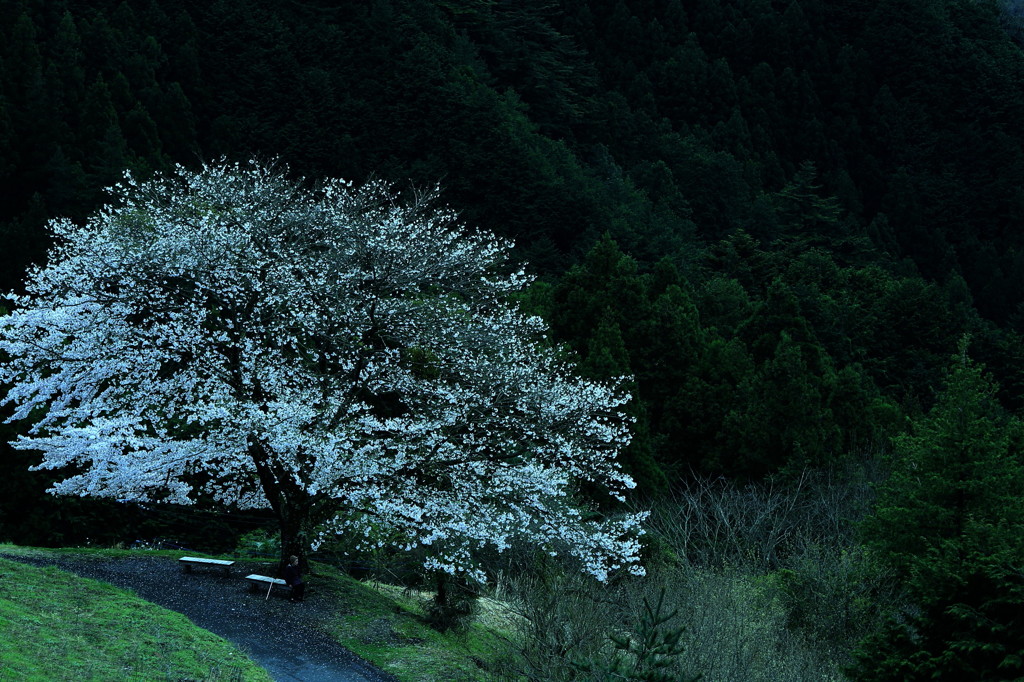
[
  {"xmin": 233, "ymin": 530, "xmax": 280, "ymax": 559},
  {"xmin": 424, "ymin": 571, "xmax": 482, "ymax": 633}
]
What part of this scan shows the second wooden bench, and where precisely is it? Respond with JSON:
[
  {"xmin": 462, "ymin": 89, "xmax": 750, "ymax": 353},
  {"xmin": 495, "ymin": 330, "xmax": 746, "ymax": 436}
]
[{"xmin": 245, "ymin": 573, "xmax": 290, "ymax": 596}]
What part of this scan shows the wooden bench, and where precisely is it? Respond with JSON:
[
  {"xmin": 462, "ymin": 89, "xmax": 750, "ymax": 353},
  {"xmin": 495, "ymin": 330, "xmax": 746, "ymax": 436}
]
[
  {"xmin": 245, "ymin": 574, "xmax": 291, "ymax": 596},
  {"xmin": 179, "ymin": 556, "xmax": 235, "ymax": 576}
]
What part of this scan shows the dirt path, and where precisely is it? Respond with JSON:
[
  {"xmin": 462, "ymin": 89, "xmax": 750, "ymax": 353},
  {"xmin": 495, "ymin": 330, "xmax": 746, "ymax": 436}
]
[{"xmin": 4, "ymin": 553, "xmax": 398, "ymax": 682}]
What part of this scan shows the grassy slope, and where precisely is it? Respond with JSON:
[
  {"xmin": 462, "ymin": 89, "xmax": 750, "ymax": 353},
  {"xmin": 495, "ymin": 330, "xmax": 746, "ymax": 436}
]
[
  {"xmin": 0, "ymin": 546, "xmax": 519, "ymax": 681},
  {"xmin": 316, "ymin": 567, "xmax": 519, "ymax": 681},
  {"xmin": 0, "ymin": 555, "xmax": 272, "ymax": 682}
]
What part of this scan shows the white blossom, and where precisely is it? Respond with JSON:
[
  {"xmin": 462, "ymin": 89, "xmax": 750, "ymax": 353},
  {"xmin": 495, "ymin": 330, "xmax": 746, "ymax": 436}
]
[{"xmin": 0, "ymin": 160, "xmax": 645, "ymax": 581}]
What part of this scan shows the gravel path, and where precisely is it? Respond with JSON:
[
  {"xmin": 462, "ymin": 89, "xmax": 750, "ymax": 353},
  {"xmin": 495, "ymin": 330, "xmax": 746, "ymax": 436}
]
[{"xmin": 4, "ymin": 553, "xmax": 399, "ymax": 682}]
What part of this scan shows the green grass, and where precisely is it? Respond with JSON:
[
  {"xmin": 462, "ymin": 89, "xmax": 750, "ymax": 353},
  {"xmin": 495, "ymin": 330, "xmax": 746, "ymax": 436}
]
[
  {"xmin": 0, "ymin": 542, "xmax": 232, "ymax": 561},
  {"xmin": 0, "ymin": 545, "xmax": 523, "ymax": 681},
  {"xmin": 311, "ymin": 564, "xmax": 520, "ymax": 681},
  {"xmin": 0, "ymin": 556, "xmax": 272, "ymax": 682}
]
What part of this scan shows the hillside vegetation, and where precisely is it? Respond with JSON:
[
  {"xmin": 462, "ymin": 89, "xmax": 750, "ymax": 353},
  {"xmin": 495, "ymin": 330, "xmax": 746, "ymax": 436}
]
[{"xmin": 2, "ymin": 0, "xmax": 1024, "ymax": 677}]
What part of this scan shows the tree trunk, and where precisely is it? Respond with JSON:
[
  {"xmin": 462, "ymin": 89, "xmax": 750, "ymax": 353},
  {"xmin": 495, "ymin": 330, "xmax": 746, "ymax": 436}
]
[
  {"xmin": 278, "ymin": 504, "xmax": 311, "ymax": 575},
  {"xmin": 248, "ymin": 435, "xmax": 313, "ymax": 575}
]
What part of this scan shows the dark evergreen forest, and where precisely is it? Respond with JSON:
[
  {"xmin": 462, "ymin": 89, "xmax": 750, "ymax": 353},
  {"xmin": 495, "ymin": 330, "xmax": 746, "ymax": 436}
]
[{"xmin": 3, "ymin": 0, "xmax": 1024, "ymax": 677}]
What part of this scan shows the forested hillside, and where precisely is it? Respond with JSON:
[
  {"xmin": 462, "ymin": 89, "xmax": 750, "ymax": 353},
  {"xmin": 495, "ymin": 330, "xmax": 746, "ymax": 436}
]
[
  {"xmin": 3, "ymin": 0, "xmax": 1024, "ymax": 677},
  {"xmin": 4, "ymin": 0, "xmax": 1024, "ymax": 486}
]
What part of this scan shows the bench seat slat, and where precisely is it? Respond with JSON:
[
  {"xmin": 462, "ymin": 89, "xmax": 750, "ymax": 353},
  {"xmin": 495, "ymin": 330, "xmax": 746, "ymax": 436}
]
[
  {"xmin": 179, "ymin": 557, "xmax": 235, "ymax": 566},
  {"xmin": 245, "ymin": 574, "xmax": 287, "ymax": 585}
]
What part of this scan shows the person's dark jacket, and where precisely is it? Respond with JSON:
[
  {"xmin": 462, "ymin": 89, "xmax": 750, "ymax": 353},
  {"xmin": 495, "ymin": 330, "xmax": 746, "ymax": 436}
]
[{"xmin": 283, "ymin": 563, "xmax": 303, "ymax": 586}]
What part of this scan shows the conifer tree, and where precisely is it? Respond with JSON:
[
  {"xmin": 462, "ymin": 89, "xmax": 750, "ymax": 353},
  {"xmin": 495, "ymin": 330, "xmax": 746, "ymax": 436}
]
[{"xmin": 853, "ymin": 339, "xmax": 1024, "ymax": 679}]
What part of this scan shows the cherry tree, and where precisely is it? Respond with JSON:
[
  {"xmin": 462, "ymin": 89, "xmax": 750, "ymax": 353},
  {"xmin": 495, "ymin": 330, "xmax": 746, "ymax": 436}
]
[{"xmin": 0, "ymin": 161, "xmax": 645, "ymax": 581}]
